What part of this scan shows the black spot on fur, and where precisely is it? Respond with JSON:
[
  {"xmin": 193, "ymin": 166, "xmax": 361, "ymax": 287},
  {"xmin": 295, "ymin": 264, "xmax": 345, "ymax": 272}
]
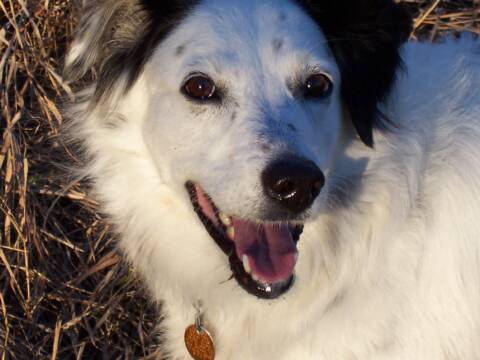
[
  {"xmin": 191, "ymin": 107, "xmax": 207, "ymax": 116},
  {"xmin": 176, "ymin": 44, "xmax": 186, "ymax": 56},
  {"xmin": 260, "ymin": 143, "xmax": 272, "ymax": 153},
  {"xmin": 272, "ymin": 38, "xmax": 284, "ymax": 53},
  {"xmin": 64, "ymin": 0, "xmax": 200, "ymax": 104},
  {"xmin": 295, "ymin": 0, "xmax": 412, "ymax": 146},
  {"xmin": 287, "ymin": 123, "xmax": 297, "ymax": 132}
]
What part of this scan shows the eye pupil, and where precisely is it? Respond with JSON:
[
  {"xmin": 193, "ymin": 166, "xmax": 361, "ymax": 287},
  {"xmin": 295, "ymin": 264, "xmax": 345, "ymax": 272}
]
[
  {"xmin": 184, "ymin": 75, "xmax": 216, "ymax": 100},
  {"xmin": 305, "ymin": 74, "xmax": 333, "ymax": 98}
]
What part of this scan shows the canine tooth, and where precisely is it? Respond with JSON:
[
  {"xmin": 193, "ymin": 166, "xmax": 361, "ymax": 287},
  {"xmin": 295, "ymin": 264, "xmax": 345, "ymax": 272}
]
[
  {"xmin": 242, "ymin": 255, "xmax": 252, "ymax": 274},
  {"xmin": 252, "ymin": 273, "xmax": 260, "ymax": 282},
  {"xmin": 219, "ymin": 212, "xmax": 232, "ymax": 226},
  {"xmin": 227, "ymin": 226, "xmax": 235, "ymax": 240}
]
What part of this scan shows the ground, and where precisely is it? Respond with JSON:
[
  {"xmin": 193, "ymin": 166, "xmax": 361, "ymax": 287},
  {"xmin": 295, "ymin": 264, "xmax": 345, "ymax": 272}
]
[{"xmin": 0, "ymin": 1, "xmax": 479, "ymax": 359}]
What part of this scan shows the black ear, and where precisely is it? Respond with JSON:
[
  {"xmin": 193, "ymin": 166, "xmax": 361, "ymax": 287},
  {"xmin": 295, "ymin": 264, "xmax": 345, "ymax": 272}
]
[
  {"xmin": 296, "ymin": 0, "xmax": 412, "ymax": 147},
  {"xmin": 63, "ymin": 0, "xmax": 198, "ymax": 103}
]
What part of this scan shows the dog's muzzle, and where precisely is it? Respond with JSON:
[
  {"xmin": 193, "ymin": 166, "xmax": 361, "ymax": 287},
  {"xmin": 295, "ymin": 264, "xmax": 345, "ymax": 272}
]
[{"xmin": 185, "ymin": 156, "xmax": 324, "ymax": 299}]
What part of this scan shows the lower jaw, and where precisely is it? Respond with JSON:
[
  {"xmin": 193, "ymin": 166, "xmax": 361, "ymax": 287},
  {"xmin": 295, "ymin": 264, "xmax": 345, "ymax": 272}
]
[
  {"xmin": 229, "ymin": 253, "xmax": 295, "ymax": 299},
  {"xmin": 185, "ymin": 181, "xmax": 301, "ymax": 300}
]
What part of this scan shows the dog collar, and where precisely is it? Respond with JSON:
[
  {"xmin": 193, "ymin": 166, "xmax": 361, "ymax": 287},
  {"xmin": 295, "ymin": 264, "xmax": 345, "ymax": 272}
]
[{"xmin": 184, "ymin": 301, "xmax": 215, "ymax": 360}]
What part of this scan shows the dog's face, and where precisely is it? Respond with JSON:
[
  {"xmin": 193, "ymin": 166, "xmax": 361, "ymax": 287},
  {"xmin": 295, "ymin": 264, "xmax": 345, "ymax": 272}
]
[
  {"xmin": 65, "ymin": 0, "xmax": 411, "ymax": 301},
  {"xmin": 142, "ymin": 0, "xmax": 342, "ymax": 298}
]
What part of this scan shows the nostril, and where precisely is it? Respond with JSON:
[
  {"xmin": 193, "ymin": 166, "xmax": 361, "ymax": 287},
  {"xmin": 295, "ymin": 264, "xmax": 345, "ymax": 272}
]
[{"xmin": 272, "ymin": 178, "xmax": 297, "ymax": 200}]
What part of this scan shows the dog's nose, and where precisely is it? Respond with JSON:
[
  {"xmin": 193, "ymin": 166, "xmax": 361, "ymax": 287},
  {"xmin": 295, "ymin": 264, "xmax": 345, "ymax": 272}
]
[{"xmin": 261, "ymin": 156, "xmax": 325, "ymax": 214}]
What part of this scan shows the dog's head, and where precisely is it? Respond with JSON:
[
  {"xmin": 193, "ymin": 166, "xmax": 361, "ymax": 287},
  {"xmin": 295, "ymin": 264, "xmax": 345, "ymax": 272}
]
[{"xmin": 65, "ymin": 0, "xmax": 411, "ymax": 301}]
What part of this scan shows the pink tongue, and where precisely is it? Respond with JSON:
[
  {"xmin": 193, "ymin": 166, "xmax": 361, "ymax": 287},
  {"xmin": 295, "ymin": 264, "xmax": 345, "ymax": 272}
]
[{"xmin": 232, "ymin": 219, "xmax": 298, "ymax": 284}]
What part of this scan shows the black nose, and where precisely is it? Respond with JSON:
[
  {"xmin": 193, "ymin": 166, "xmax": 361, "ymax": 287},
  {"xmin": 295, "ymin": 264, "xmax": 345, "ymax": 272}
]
[{"xmin": 261, "ymin": 156, "xmax": 325, "ymax": 214}]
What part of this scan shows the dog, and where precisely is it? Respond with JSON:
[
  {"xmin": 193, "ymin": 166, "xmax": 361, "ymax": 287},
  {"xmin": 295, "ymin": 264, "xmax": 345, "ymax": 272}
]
[{"xmin": 63, "ymin": 0, "xmax": 480, "ymax": 358}]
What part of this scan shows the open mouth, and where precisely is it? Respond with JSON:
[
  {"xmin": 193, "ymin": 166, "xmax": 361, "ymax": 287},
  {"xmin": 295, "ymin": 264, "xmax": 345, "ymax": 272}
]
[{"xmin": 186, "ymin": 181, "xmax": 303, "ymax": 299}]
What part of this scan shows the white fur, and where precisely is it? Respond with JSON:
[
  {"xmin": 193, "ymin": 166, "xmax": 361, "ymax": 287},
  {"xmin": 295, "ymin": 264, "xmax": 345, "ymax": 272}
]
[{"xmin": 66, "ymin": 0, "xmax": 480, "ymax": 358}]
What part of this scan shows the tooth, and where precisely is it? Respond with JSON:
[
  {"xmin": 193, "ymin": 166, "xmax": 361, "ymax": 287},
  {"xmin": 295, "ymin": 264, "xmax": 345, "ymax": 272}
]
[
  {"xmin": 242, "ymin": 255, "xmax": 251, "ymax": 274},
  {"xmin": 252, "ymin": 273, "xmax": 259, "ymax": 282},
  {"xmin": 227, "ymin": 226, "xmax": 235, "ymax": 240},
  {"xmin": 219, "ymin": 212, "xmax": 232, "ymax": 226}
]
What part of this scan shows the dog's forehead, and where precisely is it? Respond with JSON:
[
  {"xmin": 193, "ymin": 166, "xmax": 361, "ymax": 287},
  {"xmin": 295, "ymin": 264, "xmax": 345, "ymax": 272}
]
[{"xmin": 160, "ymin": 0, "xmax": 333, "ymax": 71}]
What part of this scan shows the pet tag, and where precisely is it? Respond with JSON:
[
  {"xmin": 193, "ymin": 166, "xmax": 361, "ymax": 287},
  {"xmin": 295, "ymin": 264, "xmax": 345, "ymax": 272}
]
[
  {"xmin": 184, "ymin": 324, "xmax": 215, "ymax": 360},
  {"xmin": 185, "ymin": 301, "xmax": 215, "ymax": 360}
]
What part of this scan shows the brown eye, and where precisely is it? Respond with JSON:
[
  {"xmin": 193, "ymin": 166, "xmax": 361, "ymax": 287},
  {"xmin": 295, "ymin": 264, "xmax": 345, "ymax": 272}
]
[
  {"xmin": 304, "ymin": 73, "xmax": 333, "ymax": 99},
  {"xmin": 183, "ymin": 74, "xmax": 216, "ymax": 100}
]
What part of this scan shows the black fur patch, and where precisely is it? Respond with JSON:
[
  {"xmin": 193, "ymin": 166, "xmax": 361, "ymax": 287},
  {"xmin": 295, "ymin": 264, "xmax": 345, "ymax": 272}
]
[
  {"xmin": 295, "ymin": 0, "xmax": 412, "ymax": 146},
  {"xmin": 64, "ymin": 0, "xmax": 199, "ymax": 104}
]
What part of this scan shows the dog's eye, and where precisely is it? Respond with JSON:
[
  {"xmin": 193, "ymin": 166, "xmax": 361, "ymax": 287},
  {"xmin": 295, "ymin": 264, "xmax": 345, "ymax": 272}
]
[
  {"xmin": 304, "ymin": 73, "xmax": 333, "ymax": 99},
  {"xmin": 183, "ymin": 75, "xmax": 216, "ymax": 101}
]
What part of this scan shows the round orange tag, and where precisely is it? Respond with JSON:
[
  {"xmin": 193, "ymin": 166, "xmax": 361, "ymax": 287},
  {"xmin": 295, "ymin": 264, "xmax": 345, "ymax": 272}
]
[{"xmin": 184, "ymin": 324, "xmax": 215, "ymax": 360}]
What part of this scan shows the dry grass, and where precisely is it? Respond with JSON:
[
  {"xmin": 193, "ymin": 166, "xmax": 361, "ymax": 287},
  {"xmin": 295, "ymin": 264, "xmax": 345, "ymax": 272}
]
[{"xmin": 0, "ymin": 1, "xmax": 479, "ymax": 359}]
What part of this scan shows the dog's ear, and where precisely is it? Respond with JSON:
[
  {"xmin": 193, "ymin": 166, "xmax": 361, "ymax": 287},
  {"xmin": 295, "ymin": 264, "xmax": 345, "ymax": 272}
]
[
  {"xmin": 297, "ymin": 0, "xmax": 412, "ymax": 147},
  {"xmin": 63, "ymin": 0, "xmax": 198, "ymax": 103}
]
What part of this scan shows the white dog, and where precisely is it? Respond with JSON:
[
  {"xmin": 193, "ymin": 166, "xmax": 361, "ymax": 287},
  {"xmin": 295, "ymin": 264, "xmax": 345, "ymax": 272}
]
[{"xmin": 63, "ymin": 0, "xmax": 480, "ymax": 359}]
